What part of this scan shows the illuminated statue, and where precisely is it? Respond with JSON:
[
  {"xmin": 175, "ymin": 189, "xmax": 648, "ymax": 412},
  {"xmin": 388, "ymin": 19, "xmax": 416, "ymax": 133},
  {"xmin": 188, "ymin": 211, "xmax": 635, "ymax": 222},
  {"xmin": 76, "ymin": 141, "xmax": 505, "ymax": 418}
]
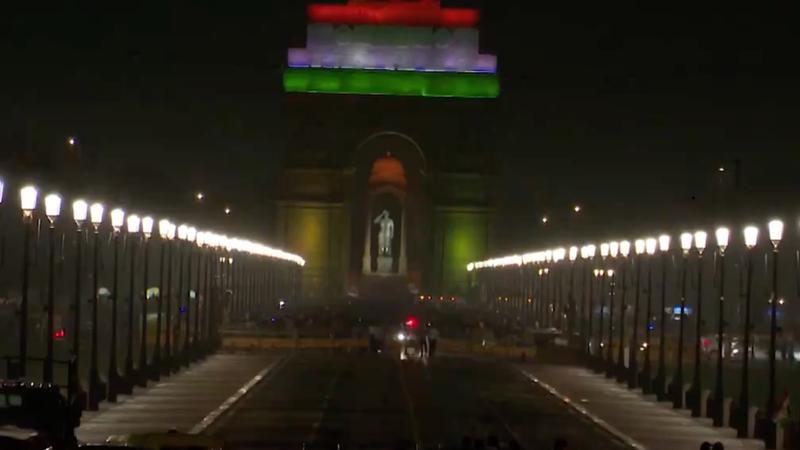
[{"xmin": 374, "ymin": 210, "xmax": 394, "ymax": 256}]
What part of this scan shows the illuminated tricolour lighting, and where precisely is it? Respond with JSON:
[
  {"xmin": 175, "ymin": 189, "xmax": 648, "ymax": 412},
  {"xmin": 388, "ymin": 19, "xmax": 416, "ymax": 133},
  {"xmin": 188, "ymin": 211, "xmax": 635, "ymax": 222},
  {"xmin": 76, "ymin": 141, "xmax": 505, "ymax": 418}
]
[
  {"xmin": 284, "ymin": 68, "xmax": 498, "ymax": 98},
  {"xmin": 307, "ymin": 2, "xmax": 480, "ymax": 28},
  {"xmin": 289, "ymin": 24, "xmax": 496, "ymax": 74}
]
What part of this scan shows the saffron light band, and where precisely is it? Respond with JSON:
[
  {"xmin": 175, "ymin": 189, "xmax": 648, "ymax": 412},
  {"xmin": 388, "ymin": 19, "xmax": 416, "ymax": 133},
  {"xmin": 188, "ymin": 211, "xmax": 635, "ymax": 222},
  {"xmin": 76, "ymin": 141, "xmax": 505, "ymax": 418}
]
[{"xmin": 308, "ymin": 2, "xmax": 479, "ymax": 28}]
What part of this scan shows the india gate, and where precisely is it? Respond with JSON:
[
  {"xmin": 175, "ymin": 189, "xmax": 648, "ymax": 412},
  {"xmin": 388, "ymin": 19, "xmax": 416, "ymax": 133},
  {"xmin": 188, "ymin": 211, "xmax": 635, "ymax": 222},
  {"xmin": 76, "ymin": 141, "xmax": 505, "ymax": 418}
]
[{"xmin": 274, "ymin": 0, "xmax": 499, "ymax": 304}]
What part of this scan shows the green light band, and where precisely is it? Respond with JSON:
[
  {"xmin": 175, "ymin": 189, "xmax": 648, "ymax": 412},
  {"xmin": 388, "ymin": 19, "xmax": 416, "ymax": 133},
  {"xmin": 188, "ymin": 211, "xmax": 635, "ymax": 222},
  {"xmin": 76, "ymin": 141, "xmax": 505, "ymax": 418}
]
[{"xmin": 283, "ymin": 68, "xmax": 499, "ymax": 98}]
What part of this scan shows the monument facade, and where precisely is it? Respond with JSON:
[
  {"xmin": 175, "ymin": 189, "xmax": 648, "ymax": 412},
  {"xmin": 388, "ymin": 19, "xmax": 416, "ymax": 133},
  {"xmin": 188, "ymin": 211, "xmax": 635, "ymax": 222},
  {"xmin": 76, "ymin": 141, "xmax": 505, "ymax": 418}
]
[{"xmin": 275, "ymin": 0, "xmax": 497, "ymax": 303}]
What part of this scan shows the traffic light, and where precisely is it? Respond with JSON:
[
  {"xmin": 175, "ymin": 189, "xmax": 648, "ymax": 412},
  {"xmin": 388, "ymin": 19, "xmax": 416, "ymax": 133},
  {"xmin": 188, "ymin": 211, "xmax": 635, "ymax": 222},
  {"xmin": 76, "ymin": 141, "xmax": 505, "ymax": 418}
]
[{"xmin": 404, "ymin": 316, "xmax": 418, "ymax": 329}]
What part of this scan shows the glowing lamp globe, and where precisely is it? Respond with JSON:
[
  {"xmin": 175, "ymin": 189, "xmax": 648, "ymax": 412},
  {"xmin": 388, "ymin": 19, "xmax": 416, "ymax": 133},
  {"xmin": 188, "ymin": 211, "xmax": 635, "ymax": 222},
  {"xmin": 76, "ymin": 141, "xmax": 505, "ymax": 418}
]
[
  {"xmin": 72, "ymin": 200, "xmax": 88, "ymax": 225},
  {"xmin": 609, "ymin": 241, "xmax": 619, "ymax": 258},
  {"xmin": 600, "ymin": 243, "xmax": 610, "ymax": 258},
  {"xmin": 743, "ymin": 226, "xmax": 759, "ymax": 249},
  {"xmin": 694, "ymin": 231, "xmax": 708, "ymax": 253},
  {"xmin": 768, "ymin": 219, "xmax": 784, "ymax": 246},
  {"xmin": 645, "ymin": 238, "xmax": 657, "ymax": 255},
  {"xmin": 715, "ymin": 227, "xmax": 730, "ymax": 252},
  {"xmin": 142, "ymin": 216, "xmax": 154, "ymax": 238},
  {"xmin": 658, "ymin": 234, "xmax": 670, "ymax": 252},
  {"xmin": 158, "ymin": 219, "xmax": 171, "ymax": 239},
  {"xmin": 127, "ymin": 215, "xmax": 141, "ymax": 233},
  {"xmin": 110, "ymin": 208, "xmax": 125, "ymax": 231},
  {"xmin": 44, "ymin": 193, "xmax": 62, "ymax": 221},
  {"xmin": 619, "ymin": 240, "xmax": 630, "ymax": 257},
  {"xmin": 680, "ymin": 232, "xmax": 693, "ymax": 252},
  {"xmin": 89, "ymin": 203, "xmax": 104, "ymax": 226},
  {"xmin": 20, "ymin": 185, "xmax": 38, "ymax": 215},
  {"xmin": 634, "ymin": 239, "xmax": 646, "ymax": 255}
]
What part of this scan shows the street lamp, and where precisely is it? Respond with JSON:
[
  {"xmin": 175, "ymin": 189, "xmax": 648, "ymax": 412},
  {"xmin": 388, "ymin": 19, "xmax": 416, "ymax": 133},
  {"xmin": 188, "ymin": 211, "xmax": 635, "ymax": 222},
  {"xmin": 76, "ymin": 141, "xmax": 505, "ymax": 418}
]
[
  {"xmin": 606, "ymin": 241, "xmax": 619, "ymax": 378},
  {"xmin": 766, "ymin": 219, "xmax": 783, "ymax": 420},
  {"xmin": 152, "ymin": 219, "xmax": 170, "ymax": 378},
  {"xmin": 123, "ymin": 214, "xmax": 141, "ymax": 388},
  {"xmin": 672, "ymin": 232, "xmax": 692, "ymax": 409},
  {"xmin": 107, "ymin": 208, "xmax": 126, "ymax": 401},
  {"xmin": 88, "ymin": 202, "xmax": 105, "ymax": 409},
  {"xmin": 583, "ymin": 245, "xmax": 597, "ymax": 356},
  {"xmin": 17, "ymin": 185, "xmax": 38, "ymax": 378},
  {"xmin": 71, "ymin": 199, "xmax": 88, "ymax": 402},
  {"xmin": 640, "ymin": 238, "xmax": 657, "ymax": 392},
  {"xmin": 615, "ymin": 241, "xmax": 630, "ymax": 381},
  {"xmin": 183, "ymin": 226, "xmax": 197, "ymax": 359},
  {"xmin": 654, "ymin": 234, "xmax": 671, "ymax": 399},
  {"xmin": 738, "ymin": 225, "xmax": 758, "ymax": 438},
  {"xmin": 162, "ymin": 222, "xmax": 177, "ymax": 374},
  {"xmin": 688, "ymin": 230, "xmax": 707, "ymax": 417},
  {"xmin": 712, "ymin": 226, "xmax": 729, "ymax": 426},
  {"xmin": 568, "ymin": 246, "xmax": 578, "ymax": 335},
  {"xmin": 43, "ymin": 193, "xmax": 62, "ymax": 383},
  {"xmin": 137, "ymin": 216, "xmax": 153, "ymax": 385},
  {"xmin": 628, "ymin": 239, "xmax": 646, "ymax": 388}
]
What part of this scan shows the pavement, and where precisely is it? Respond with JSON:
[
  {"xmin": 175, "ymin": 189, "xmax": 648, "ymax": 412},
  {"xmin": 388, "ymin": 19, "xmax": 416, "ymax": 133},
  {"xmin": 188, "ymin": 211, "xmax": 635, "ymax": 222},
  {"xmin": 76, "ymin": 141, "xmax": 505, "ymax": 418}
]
[
  {"xmin": 76, "ymin": 353, "xmax": 279, "ymax": 444},
  {"xmin": 519, "ymin": 364, "xmax": 766, "ymax": 450},
  {"xmin": 210, "ymin": 351, "xmax": 627, "ymax": 450}
]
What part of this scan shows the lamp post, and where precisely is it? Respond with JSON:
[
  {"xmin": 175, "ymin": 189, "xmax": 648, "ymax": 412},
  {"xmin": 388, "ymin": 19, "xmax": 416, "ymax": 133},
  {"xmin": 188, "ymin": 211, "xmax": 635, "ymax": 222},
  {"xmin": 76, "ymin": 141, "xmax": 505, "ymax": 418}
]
[
  {"xmin": 123, "ymin": 214, "xmax": 140, "ymax": 389},
  {"xmin": 174, "ymin": 224, "xmax": 189, "ymax": 364},
  {"xmin": 589, "ymin": 267, "xmax": 600, "ymax": 358},
  {"xmin": 615, "ymin": 240, "xmax": 630, "ymax": 381},
  {"xmin": 184, "ymin": 226, "xmax": 197, "ymax": 360},
  {"xmin": 713, "ymin": 226, "xmax": 730, "ymax": 426},
  {"xmin": 597, "ymin": 242, "xmax": 609, "ymax": 371},
  {"xmin": 641, "ymin": 238, "xmax": 657, "ymax": 393},
  {"xmin": 107, "ymin": 207, "xmax": 125, "ymax": 402},
  {"xmin": 672, "ymin": 232, "xmax": 692, "ymax": 409},
  {"xmin": 689, "ymin": 230, "xmax": 707, "ymax": 416},
  {"xmin": 568, "ymin": 246, "xmax": 578, "ymax": 337},
  {"xmin": 654, "ymin": 234, "xmax": 671, "ymax": 400},
  {"xmin": 628, "ymin": 239, "xmax": 645, "ymax": 388},
  {"xmin": 71, "ymin": 199, "xmax": 89, "ymax": 401},
  {"xmin": 163, "ymin": 222, "xmax": 176, "ymax": 374},
  {"xmin": 43, "ymin": 193, "xmax": 62, "ymax": 383},
  {"xmin": 152, "ymin": 219, "xmax": 170, "ymax": 379},
  {"xmin": 581, "ymin": 245, "xmax": 597, "ymax": 353},
  {"xmin": 606, "ymin": 241, "xmax": 619, "ymax": 378},
  {"xmin": 88, "ymin": 202, "xmax": 105, "ymax": 410},
  {"xmin": 0, "ymin": 179, "xmax": 4, "ymax": 269},
  {"xmin": 18, "ymin": 186, "xmax": 38, "ymax": 378},
  {"xmin": 137, "ymin": 216, "xmax": 153, "ymax": 386},
  {"xmin": 766, "ymin": 219, "xmax": 783, "ymax": 420},
  {"xmin": 193, "ymin": 231, "xmax": 206, "ymax": 357},
  {"xmin": 738, "ymin": 225, "xmax": 758, "ymax": 438}
]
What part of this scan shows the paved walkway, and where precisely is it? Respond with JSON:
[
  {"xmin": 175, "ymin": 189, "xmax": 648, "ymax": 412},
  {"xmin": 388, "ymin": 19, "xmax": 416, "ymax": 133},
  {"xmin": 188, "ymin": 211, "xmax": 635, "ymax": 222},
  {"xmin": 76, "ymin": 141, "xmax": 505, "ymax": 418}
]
[
  {"xmin": 519, "ymin": 364, "xmax": 764, "ymax": 450},
  {"xmin": 76, "ymin": 353, "xmax": 277, "ymax": 444}
]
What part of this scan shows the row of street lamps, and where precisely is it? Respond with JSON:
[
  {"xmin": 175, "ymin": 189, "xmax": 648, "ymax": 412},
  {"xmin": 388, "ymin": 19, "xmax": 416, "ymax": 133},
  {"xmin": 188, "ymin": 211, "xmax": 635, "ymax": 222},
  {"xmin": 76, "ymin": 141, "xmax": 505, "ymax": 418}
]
[
  {"xmin": 468, "ymin": 219, "xmax": 788, "ymax": 443},
  {"xmin": 1, "ymin": 177, "xmax": 304, "ymax": 410}
]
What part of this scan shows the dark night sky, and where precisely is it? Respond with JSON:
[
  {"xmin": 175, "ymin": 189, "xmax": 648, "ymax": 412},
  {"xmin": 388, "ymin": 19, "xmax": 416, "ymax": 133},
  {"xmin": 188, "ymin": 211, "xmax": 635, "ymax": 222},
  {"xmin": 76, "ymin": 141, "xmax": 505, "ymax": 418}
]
[{"xmin": 1, "ymin": 2, "xmax": 798, "ymax": 249}]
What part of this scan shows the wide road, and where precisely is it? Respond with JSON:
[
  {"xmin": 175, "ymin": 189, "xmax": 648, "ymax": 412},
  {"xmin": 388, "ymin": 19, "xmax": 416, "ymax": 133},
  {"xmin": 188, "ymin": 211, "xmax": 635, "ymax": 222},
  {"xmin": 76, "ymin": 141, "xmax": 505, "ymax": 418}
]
[{"xmin": 209, "ymin": 351, "xmax": 627, "ymax": 450}]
